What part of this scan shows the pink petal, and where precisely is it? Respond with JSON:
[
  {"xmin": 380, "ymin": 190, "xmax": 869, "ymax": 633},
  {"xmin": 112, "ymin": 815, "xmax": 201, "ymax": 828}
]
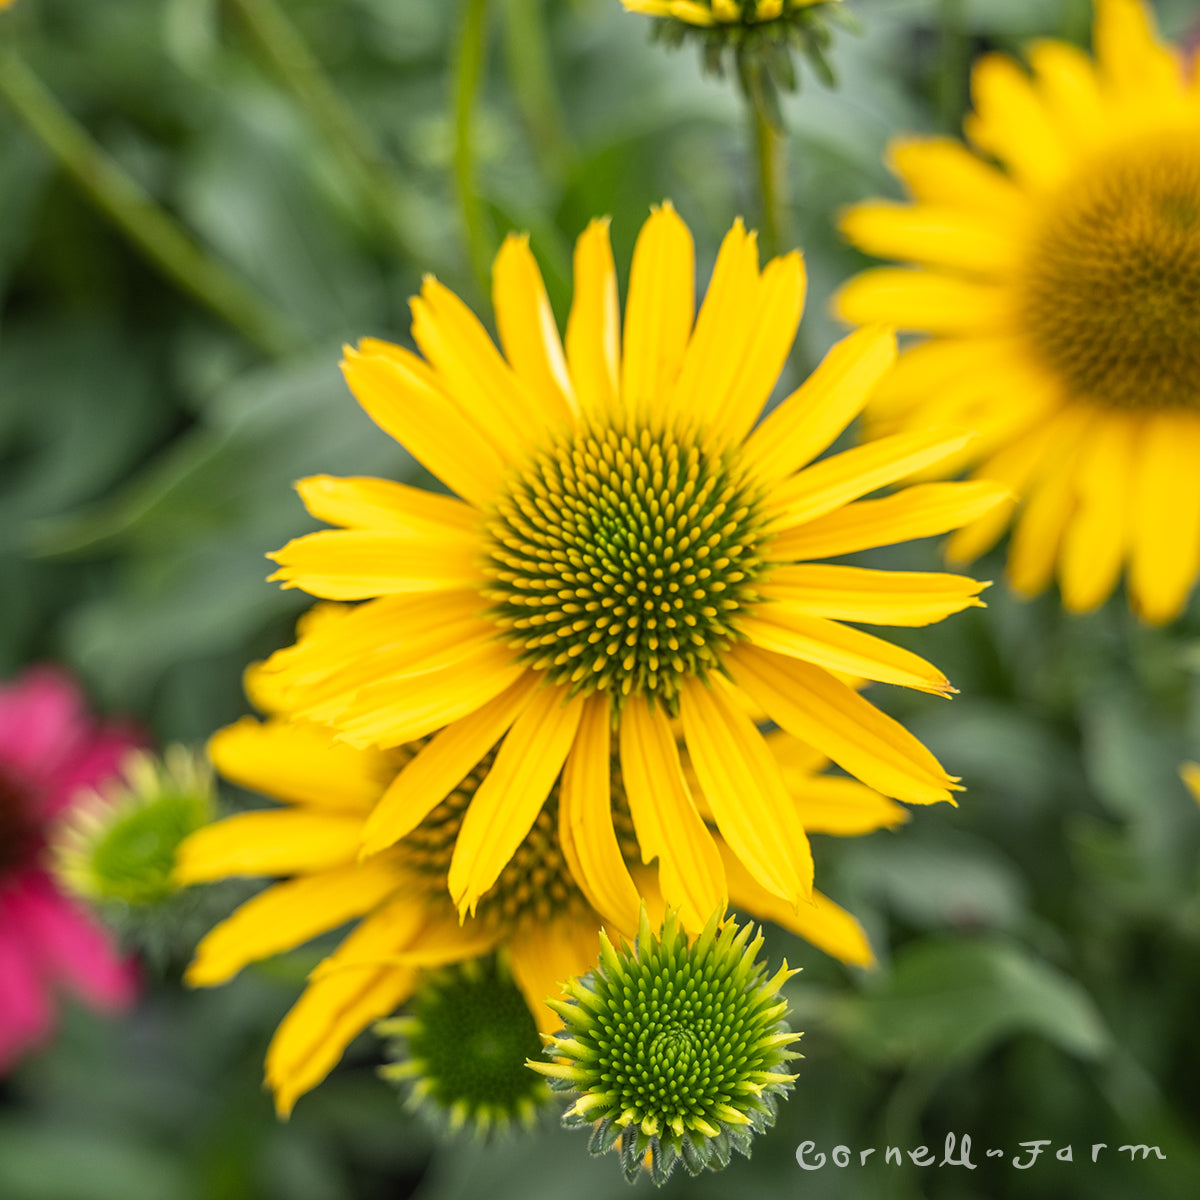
[
  {"xmin": 0, "ymin": 666, "xmax": 87, "ymax": 782},
  {"xmin": 0, "ymin": 894, "xmax": 55, "ymax": 1072},
  {"xmin": 10, "ymin": 872, "xmax": 138, "ymax": 1012}
]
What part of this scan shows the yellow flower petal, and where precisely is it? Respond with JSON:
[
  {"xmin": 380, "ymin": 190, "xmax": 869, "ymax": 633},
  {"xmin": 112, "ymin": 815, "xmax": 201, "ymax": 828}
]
[
  {"xmin": 722, "ymin": 846, "xmax": 874, "ymax": 968},
  {"xmin": 492, "ymin": 232, "xmax": 578, "ymax": 421},
  {"xmin": 1094, "ymin": 0, "xmax": 1181, "ymax": 103},
  {"xmin": 772, "ymin": 480, "xmax": 1013, "ymax": 561},
  {"xmin": 887, "ymin": 136, "xmax": 1026, "ymax": 219},
  {"xmin": 341, "ymin": 343, "xmax": 506, "ymax": 507},
  {"xmin": 207, "ymin": 716, "xmax": 386, "ymax": 811},
  {"xmin": 175, "ymin": 810, "xmax": 363, "ymax": 882},
  {"xmin": 294, "ymin": 475, "xmax": 478, "ymax": 536},
  {"xmin": 1027, "ymin": 40, "xmax": 1107, "ymax": 147},
  {"xmin": 618, "ymin": 698, "xmax": 726, "ymax": 932},
  {"xmin": 742, "ymin": 325, "xmax": 896, "ymax": 485},
  {"xmin": 679, "ymin": 677, "xmax": 813, "ymax": 904},
  {"xmin": 448, "ymin": 685, "xmax": 585, "ymax": 916},
  {"xmin": 621, "ymin": 203, "xmax": 694, "ymax": 419},
  {"xmin": 565, "ymin": 218, "xmax": 621, "ymax": 414},
  {"xmin": 185, "ymin": 862, "xmax": 403, "ymax": 987},
  {"xmin": 728, "ymin": 644, "xmax": 959, "ymax": 805},
  {"xmin": 507, "ymin": 917, "xmax": 602, "ymax": 1037},
  {"xmin": 835, "ymin": 267, "xmax": 1011, "ymax": 334},
  {"xmin": 759, "ymin": 564, "xmax": 988, "ymax": 627},
  {"xmin": 559, "ymin": 695, "xmax": 642, "ymax": 935},
  {"xmin": 787, "ymin": 774, "xmax": 909, "ymax": 835},
  {"xmin": 360, "ymin": 673, "xmax": 541, "ymax": 855},
  {"xmin": 740, "ymin": 609, "xmax": 953, "ymax": 695}
]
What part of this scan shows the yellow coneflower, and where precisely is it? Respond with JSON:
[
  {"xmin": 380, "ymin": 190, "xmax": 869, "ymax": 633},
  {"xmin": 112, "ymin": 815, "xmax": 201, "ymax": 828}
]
[
  {"xmin": 837, "ymin": 0, "xmax": 1200, "ymax": 624},
  {"xmin": 622, "ymin": 0, "xmax": 835, "ymax": 27},
  {"xmin": 176, "ymin": 617, "xmax": 891, "ymax": 1115},
  {"xmin": 258, "ymin": 206, "xmax": 1006, "ymax": 930}
]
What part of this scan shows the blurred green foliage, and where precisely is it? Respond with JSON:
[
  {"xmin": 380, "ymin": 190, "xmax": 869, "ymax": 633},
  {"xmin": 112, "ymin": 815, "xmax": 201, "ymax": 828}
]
[{"xmin": 2, "ymin": 0, "xmax": 1199, "ymax": 1197}]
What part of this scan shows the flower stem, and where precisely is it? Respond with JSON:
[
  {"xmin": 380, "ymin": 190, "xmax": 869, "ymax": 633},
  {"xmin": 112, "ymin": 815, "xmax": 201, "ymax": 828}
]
[
  {"xmin": 501, "ymin": 0, "xmax": 571, "ymax": 184},
  {"xmin": 0, "ymin": 49, "xmax": 297, "ymax": 358},
  {"xmin": 751, "ymin": 100, "xmax": 791, "ymax": 258},
  {"xmin": 229, "ymin": 0, "xmax": 430, "ymax": 267},
  {"xmin": 455, "ymin": 0, "xmax": 496, "ymax": 294}
]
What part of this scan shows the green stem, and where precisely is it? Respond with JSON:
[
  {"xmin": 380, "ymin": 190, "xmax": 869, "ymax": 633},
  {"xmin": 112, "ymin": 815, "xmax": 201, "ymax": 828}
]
[
  {"xmin": 501, "ymin": 0, "xmax": 571, "ymax": 183},
  {"xmin": 0, "ymin": 49, "xmax": 296, "ymax": 357},
  {"xmin": 230, "ymin": 0, "xmax": 430, "ymax": 267},
  {"xmin": 751, "ymin": 100, "xmax": 791, "ymax": 259},
  {"xmin": 454, "ymin": 0, "xmax": 496, "ymax": 294}
]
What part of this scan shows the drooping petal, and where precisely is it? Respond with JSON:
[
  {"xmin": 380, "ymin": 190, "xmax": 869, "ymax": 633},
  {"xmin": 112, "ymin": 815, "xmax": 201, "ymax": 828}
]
[
  {"xmin": 678, "ymin": 677, "xmax": 813, "ymax": 904},
  {"xmin": 174, "ymin": 810, "xmax": 364, "ymax": 882},
  {"xmin": 448, "ymin": 686, "xmax": 584, "ymax": 917},
  {"xmin": 186, "ymin": 862, "xmax": 405, "ymax": 986},
  {"xmin": 727, "ymin": 644, "xmax": 960, "ymax": 805},
  {"xmin": 0, "ymin": 912, "xmax": 53, "ymax": 1071},
  {"xmin": 507, "ymin": 917, "xmax": 602, "ymax": 1037},
  {"xmin": 559, "ymin": 695, "xmax": 642, "ymax": 934},
  {"xmin": 786, "ymin": 775, "xmax": 910, "ymax": 835},
  {"xmin": 208, "ymin": 717, "xmax": 386, "ymax": 811},
  {"xmin": 618, "ymin": 698, "xmax": 726, "ymax": 932},
  {"xmin": 360, "ymin": 673, "xmax": 541, "ymax": 855}
]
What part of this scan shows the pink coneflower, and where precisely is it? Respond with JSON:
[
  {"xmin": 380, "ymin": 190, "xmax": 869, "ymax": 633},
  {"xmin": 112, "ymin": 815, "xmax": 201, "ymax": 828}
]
[{"xmin": 0, "ymin": 666, "xmax": 142, "ymax": 1071}]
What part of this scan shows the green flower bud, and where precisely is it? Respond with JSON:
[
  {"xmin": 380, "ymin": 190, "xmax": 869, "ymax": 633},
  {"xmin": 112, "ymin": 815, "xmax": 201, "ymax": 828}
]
[
  {"xmin": 530, "ymin": 909, "xmax": 801, "ymax": 1186},
  {"xmin": 377, "ymin": 958, "xmax": 551, "ymax": 1138}
]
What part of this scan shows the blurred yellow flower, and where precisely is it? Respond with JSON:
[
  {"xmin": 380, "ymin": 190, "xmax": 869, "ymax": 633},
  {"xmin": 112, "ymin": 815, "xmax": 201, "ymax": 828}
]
[
  {"xmin": 258, "ymin": 206, "xmax": 1003, "ymax": 937},
  {"xmin": 177, "ymin": 612, "xmax": 897, "ymax": 1114},
  {"xmin": 622, "ymin": 0, "xmax": 835, "ymax": 27},
  {"xmin": 837, "ymin": 0, "xmax": 1200, "ymax": 624}
]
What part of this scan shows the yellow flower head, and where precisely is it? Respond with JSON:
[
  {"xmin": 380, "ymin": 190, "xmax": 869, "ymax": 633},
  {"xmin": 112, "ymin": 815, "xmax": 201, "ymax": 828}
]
[
  {"xmin": 177, "ymin": 614, "xmax": 896, "ymax": 1114},
  {"xmin": 837, "ymin": 0, "xmax": 1200, "ymax": 624},
  {"xmin": 622, "ymin": 0, "xmax": 834, "ymax": 28},
  {"xmin": 259, "ymin": 205, "xmax": 1005, "ymax": 936}
]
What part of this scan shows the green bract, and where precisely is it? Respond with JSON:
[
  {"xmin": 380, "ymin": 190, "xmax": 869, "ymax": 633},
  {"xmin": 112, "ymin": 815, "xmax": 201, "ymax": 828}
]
[
  {"xmin": 376, "ymin": 958, "xmax": 550, "ymax": 1137},
  {"xmin": 531, "ymin": 909, "xmax": 801, "ymax": 1186}
]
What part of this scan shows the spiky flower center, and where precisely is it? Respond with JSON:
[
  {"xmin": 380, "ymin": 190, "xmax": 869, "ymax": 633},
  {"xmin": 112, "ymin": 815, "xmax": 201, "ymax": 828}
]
[
  {"xmin": 536, "ymin": 913, "xmax": 799, "ymax": 1185},
  {"xmin": 0, "ymin": 765, "xmax": 39, "ymax": 882},
  {"xmin": 1019, "ymin": 133, "xmax": 1200, "ymax": 412},
  {"xmin": 482, "ymin": 416, "xmax": 768, "ymax": 708},
  {"xmin": 399, "ymin": 746, "xmax": 639, "ymax": 928},
  {"xmin": 377, "ymin": 958, "xmax": 548, "ymax": 1134}
]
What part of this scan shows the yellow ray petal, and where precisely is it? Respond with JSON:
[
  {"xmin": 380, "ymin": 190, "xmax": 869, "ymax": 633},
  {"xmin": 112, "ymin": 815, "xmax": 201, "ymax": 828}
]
[
  {"xmin": 766, "ymin": 429, "xmax": 976, "ymax": 532},
  {"xmin": 208, "ymin": 717, "xmax": 387, "ymax": 811},
  {"xmin": 727, "ymin": 644, "xmax": 959, "ymax": 805},
  {"xmin": 374, "ymin": 910, "xmax": 500, "ymax": 968},
  {"xmin": 448, "ymin": 686, "xmax": 585, "ymax": 916},
  {"xmin": 762, "ymin": 727, "xmax": 828, "ymax": 775},
  {"xmin": 294, "ymin": 476, "xmax": 478, "ymax": 536},
  {"xmin": 360, "ymin": 672, "xmax": 541, "ymax": 855},
  {"xmin": 266, "ymin": 895, "xmax": 424, "ymax": 1116},
  {"xmin": 410, "ymin": 276, "xmax": 547, "ymax": 456},
  {"xmin": 839, "ymin": 203, "xmax": 1020, "ymax": 276},
  {"xmin": 185, "ymin": 861, "xmax": 404, "ymax": 987},
  {"xmin": 341, "ymin": 343, "xmax": 505, "ymax": 507},
  {"xmin": 618, "ymin": 698, "xmax": 726, "ymax": 932},
  {"xmin": 566, "ymin": 218, "xmax": 621, "ymax": 415},
  {"xmin": 1027, "ymin": 40, "xmax": 1107, "ymax": 147},
  {"xmin": 834, "ymin": 268, "xmax": 1010, "ymax": 334},
  {"xmin": 739, "ymin": 609, "xmax": 953, "ymax": 695},
  {"xmin": 492, "ymin": 233, "xmax": 578, "ymax": 421},
  {"xmin": 887, "ymin": 136, "xmax": 1026, "ymax": 219},
  {"xmin": 709, "ymin": 249, "xmax": 807, "ymax": 448},
  {"xmin": 965, "ymin": 54, "xmax": 1068, "ymax": 190},
  {"xmin": 1094, "ymin": 0, "xmax": 1182, "ymax": 103},
  {"xmin": 721, "ymin": 846, "xmax": 873, "ymax": 967},
  {"xmin": 679, "ymin": 677, "xmax": 813, "ymax": 904},
  {"xmin": 759, "ymin": 564, "xmax": 988, "ymax": 627},
  {"xmin": 787, "ymin": 775, "xmax": 909, "ymax": 835},
  {"xmin": 670, "ymin": 218, "xmax": 760, "ymax": 428},
  {"xmin": 508, "ymin": 917, "xmax": 602, "ymax": 1036},
  {"xmin": 1129, "ymin": 411, "xmax": 1200, "ymax": 624},
  {"xmin": 621, "ymin": 203, "xmax": 695, "ymax": 419},
  {"xmin": 742, "ymin": 326, "xmax": 896, "ymax": 485},
  {"xmin": 175, "ymin": 810, "xmax": 364, "ymax": 883},
  {"xmin": 1058, "ymin": 412, "xmax": 1136, "ymax": 614},
  {"xmin": 267, "ymin": 528, "xmax": 481, "ymax": 600},
  {"xmin": 333, "ymin": 642, "xmax": 528, "ymax": 749},
  {"xmin": 559, "ymin": 695, "xmax": 642, "ymax": 935},
  {"xmin": 771, "ymin": 480, "xmax": 1012, "ymax": 561}
]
